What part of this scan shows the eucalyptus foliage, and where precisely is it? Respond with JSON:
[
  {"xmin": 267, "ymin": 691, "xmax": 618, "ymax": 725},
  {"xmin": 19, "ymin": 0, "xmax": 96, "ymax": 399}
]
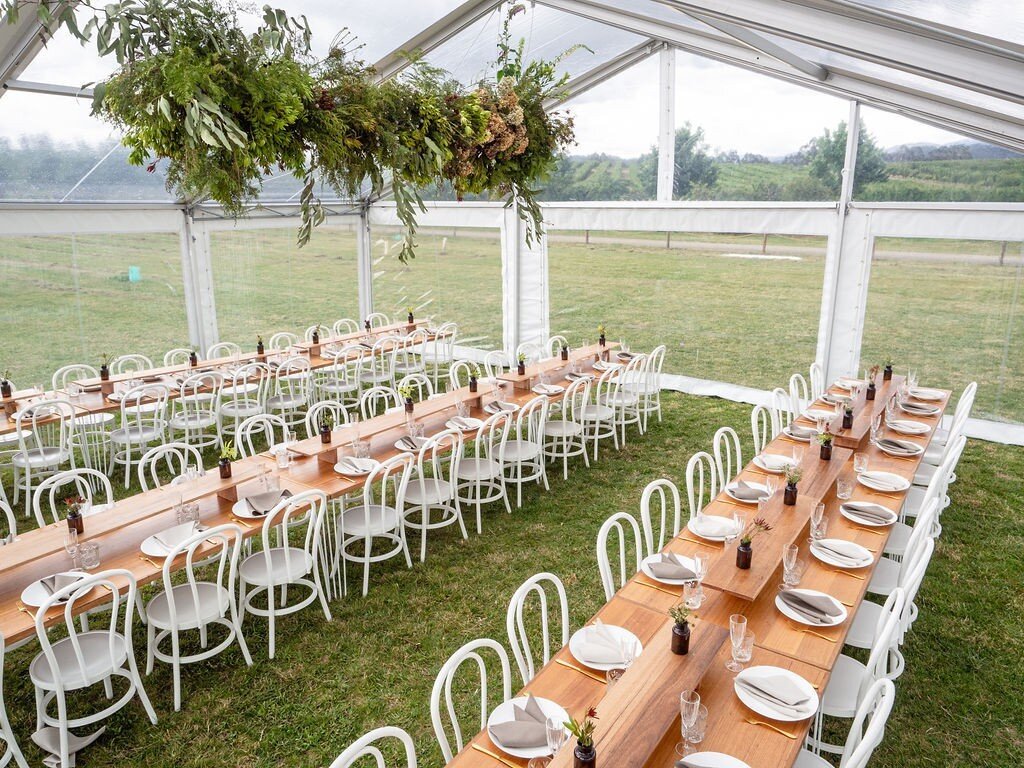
[{"xmin": 1, "ymin": 0, "xmax": 578, "ymax": 261}]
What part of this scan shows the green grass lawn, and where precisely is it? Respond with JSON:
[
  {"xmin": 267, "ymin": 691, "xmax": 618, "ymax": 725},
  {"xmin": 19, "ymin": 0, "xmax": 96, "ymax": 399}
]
[{"xmin": 1, "ymin": 392, "xmax": 1021, "ymax": 767}]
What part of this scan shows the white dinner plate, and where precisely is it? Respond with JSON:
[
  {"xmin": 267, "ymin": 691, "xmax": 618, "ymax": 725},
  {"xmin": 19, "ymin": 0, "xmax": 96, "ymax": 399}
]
[
  {"xmin": 591, "ymin": 361, "xmax": 622, "ymax": 372},
  {"xmin": 640, "ymin": 552, "xmax": 698, "ymax": 585},
  {"xmin": 531, "ymin": 384, "xmax": 565, "ymax": 396},
  {"xmin": 775, "ymin": 588, "xmax": 847, "ymax": 627},
  {"xmin": 839, "ymin": 502, "xmax": 897, "ymax": 527},
  {"xmin": 687, "ymin": 514, "xmax": 740, "ymax": 542},
  {"xmin": 857, "ymin": 471, "xmax": 911, "ymax": 493},
  {"xmin": 752, "ymin": 453, "xmax": 795, "ymax": 474},
  {"xmin": 486, "ymin": 697, "xmax": 569, "ymax": 760},
  {"xmin": 782, "ymin": 426, "xmax": 816, "ymax": 442},
  {"xmin": 819, "ymin": 392, "xmax": 848, "ymax": 406},
  {"xmin": 445, "ymin": 417, "xmax": 484, "ymax": 433},
  {"xmin": 231, "ymin": 493, "xmax": 294, "ymax": 520},
  {"xmin": 484, "ymin": 401, "xmax": 520, "ymax": 415},
  {"xmin": 899, "ymin": 401, "xmax": 940, "ymax": 417},
  {"xmin": 803, "ymin": 408, "xmax": 836, "ymax": 421},
  {"xmin": 734, "ymin": 666, "xmax": 819, "ymax": 722},
  {"xmin": 140, "ymin": 523, "xmax": 211, "ymax": 558},
  {"xmin": 809, "ymin": 539, "xmax": 874, "ymax": 569},
  {"xmin": 679, "ymin": 753, "xmax": 752, "ymax": 768},
  {"xmin": 568, "ymin": 625, "xmax": 643, "ymax": 671},
  {"xmin": 833, "ymin": 377, "xmax": 865, "ymax": 391},
  {"xmin": 908, "ymin": 387, "xmax": 944, "ymax": 402},
  {"xmin": 886, "ymin": 419, "xmax": 930, "ymax": 436},
  {"xmin": 21, "ymin": 572, "xmax": 88, "ymax": 608},
  {"xmin": 874, "ymin": 439, "xmax": 924, "ymax": 458},
  {"xmin": 334, "ymin": 457, "xmax": 379, "ymax": 477},
  {"xmin": 394, "ymin": 436, "xmax": 430, "ymax": 452},
  {"xmin": 724, "ymin": 481, "xmax": 770, "ymax": 504}
]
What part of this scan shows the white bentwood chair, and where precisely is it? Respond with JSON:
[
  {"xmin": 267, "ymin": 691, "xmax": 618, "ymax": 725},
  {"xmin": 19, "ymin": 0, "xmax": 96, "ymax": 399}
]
[
  {"xmin": 329, "ymin": 726, "xmax": 418, "ymax": 768},
  {"xmin": 712, "ymin": 426, "xmax": 743, "ymax": 489},
  {"xmin": 136, "ymin": 442, "xmax": 205, "ymax": 491},
  {"xmin": 639, "ymin": 478, "xmax": 682, "ymax": 555},
  {"xmin": 596, "ymin": 511, "xmax": 644, "ymax": 601},
  {"xmin": 502, "ymin": 395, "xmax": 550, "ymax": 508},
  {"xmin": 218, "ymin": 362, "xmax": 271, "ymax": 442},
  {"xmin": 168, "ymin": 370, "xmax": 223, "ymax": 450},
  {"xmin": 0, "ymin": 632, "xmax": 30, "ymax": 768},
  {"xmin": 32, "ymin": 468, "xmax": 115, "ymax": 528},
  {"xmin": 505, "ymin": 572, "xmax": 569, "ymax": 685},
  {"xmin": 751, "ymin": 404, "xmax": 774, "ymax": 452},
  {"xmin": 11, "ymin": 399, "xmax": 77, "ymax": 515},
  {"xmin": 108, "ymin": 384, "xmax": 169, "ymax": 488},
  {"xmin": 796, "ymin": 678, "xmax": 895, "ymax": 768},
  {"xmin": 542, "ymin": 375, "xmax": 591, "ymax": 480},
  {"xmin": 403, "ymin": 429, "xmax": 466, "ymax": 563},
  {"xmin": 456, "ymin": 411, "xmax": 512, "ymax": 533},
  {"xmin": 685, "ymin": 451, "xmax": 719, "ymax": 520}
]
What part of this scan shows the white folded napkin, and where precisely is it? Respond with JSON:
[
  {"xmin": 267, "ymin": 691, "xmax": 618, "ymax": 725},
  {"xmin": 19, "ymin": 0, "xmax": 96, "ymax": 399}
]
[
  {"xmin": 490, "ymin": 695, "xmax": 548, "ymax": 748},
  {"xmin": 787, "ymin": 424, "xmax": 818, "ymax": 438},
  {"xmin": 245, "ymin": 489, "xmax": 293, "ymax": 516},
  {"xmin": 450, "ymin": 416, "xmax": 473, "ymax": 430},
  {"xmin": 648, "ymin": 553, "xmax": 696, "ymax": 580},
  {"xmin": 758, "ymin": 454, "xmax": 792, "ymax": 471},
  {"xmin": 841, "ymin": 503, "xmax": 896, "ymax": 525},
  {"xmin": 737, "ymin": 674, "xmax": 810, "ymax": 710},
  {"xmin": 860, "ymin": 472, "xmax": 903, "ymax": 491},
  {"xmin": 812, "ymin": 539, "xmax": 869, "ymax": 565},
  {"xmin": 41, "ymin": 572, "xmax": 82, "ymax": 597},
  {"xmin": 693, "ymin": 514, "xmax": 738, "ymax": 538},
  {"xmin": 875, "ymin": 437, "xmax": 919, "ymax": 456},
  {"xmin": 577, "ymin": 622, "xmax": 626, "ymax": 665},
  {"xmin": 153, "ymin": 521, "xmax": 199, "ymax": 551},
  {"xmin": 779, "ymin": 591, "xmax": 842, "ymax": 624},
  {"xmin": 729, "ymin": 480, "xmax": 766, "ymax": 501}
]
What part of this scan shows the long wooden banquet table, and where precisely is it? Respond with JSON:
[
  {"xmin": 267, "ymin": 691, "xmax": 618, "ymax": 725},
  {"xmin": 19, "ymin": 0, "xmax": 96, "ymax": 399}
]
[
  {"xmin": 445, "ymin": 375, "xmax": 950, "ymax": 768},
  {"xmin": 0, "ymin": 321, "xmax": 440, "ymax": 436},
  {"xmin": 0, "ymin": 343, "xmax": 620, "ymax": 646}
]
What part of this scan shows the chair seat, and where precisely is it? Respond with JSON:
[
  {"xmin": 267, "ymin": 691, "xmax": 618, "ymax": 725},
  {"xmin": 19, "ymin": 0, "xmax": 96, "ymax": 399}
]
[
  {"xmin": 931, "ymin": 427, "xmax": 950, "ymax": 445},
  {"xmin": 405, "ymin": 479, "xmax": 454, "ymax": 506},
  {"xmin": 503, "ymin": 440, "xmax": 543, "ymax": 462},
  {"xmin": 30, "ymin": 631, "xmax": 128, "ymax": 691},
  {"xmin": 922, "ymin": 444, "xmax": 944, "ymax": 464},
  {"xmin": 846, "ymin": 600, "xmax": 882, "ymax": 650},
  {"xmin": 111, "ymin": 424, "xmax": 165, "ymax": 445},
  {"xmin": 599, "ymin": 393, "xmax": 639, "ymax": 408},
  {"xmin": 579, "ymin": 404, "xmax": 615, "ymax": 422},
  {"xmin": 0, "ymin": 428, "xmax": 32, "ymax": 445},
  {"xmin": 146, "ymin": 582, "xmax": 230, "ymax": 630},
  {"xmin": 78, "ymin": 412, "xmax": 115, "ymax": 428},
  {"xmin": 625, "ymin": 382, "xmax": 659, "ymax": 396},
  {"xmin": 240, "ymin": 547, "xmax": 314, "ymax": 586},
  {"xmin": 340, "ymin": 504, "xmax": 403, "ymax": 536},
  {"xmin": 11, "ymin": 446, "xmax": 69, "ymax": 468},
  {"xmin": 318, "ymin": 378, "xmax": 358, "ymax": 394},
  {"xmin": 456, "ymin": 458, "xmax": 503, "ymax": 481},
  {"xmin": 220, "ymin": 400, "xmax": 262, "ymax": 418},
  {"xmin": 168, "ymin": 412, "xmax": 218, "ymax": 430},
  {"xmin": 883, "ymin": 521, "xmax": 913, "ymax": 557},
  {"xmin": 543, "ymin": 420, "xmax": 584, "ymax": 438},
  {"xmin": 359, "ymin": 372, "xmax": 391, "ymax": 384},
  {"xmin": 267, "ymin": 394, "xmax": 308, "ymax": 410},
  {"xmin": 794, "ymin": 749, "xmax": 833, "ymax": 768},
  {"xmin": 418, "ymin": 353, "xmax": 450, "ymax": 365},
  {"xmin": 901, "ymin": 485, "xmax": 928, "ymax": 518},
  {"xmin": 393, "ymin": 362, "xmax": 424, "ymax": 374},
  {"xmin": 867, "ymin": 557, "xmax": 900, "ymax": 596},
  {"xmin": 820, "ymin": 653, "xmax": 865, "ymax": 717},
  {"xmin": 221, "ymin": 383, "xmax": 259, "ymax": 397}
]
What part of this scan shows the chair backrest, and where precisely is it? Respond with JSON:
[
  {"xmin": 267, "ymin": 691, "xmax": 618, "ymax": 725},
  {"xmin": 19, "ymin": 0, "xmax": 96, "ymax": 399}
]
[
  {"xmin": 751, "ymin": 404, "xmax": 773, "ymax": 451},
  {"xmin": 272, "ymin": 356, "xmax": 312, "ymax": 403},
  {"xmin": 685, "ymin": 451, "xmax": 718, "ymax": 521},
  {"xmin": 360, "ymin": 386, "xmax": 402, "ymax": 420},
  {"xmin": 355, "ymin": 454, "xmax": 414, "ymax": 531},
  {"xmin": 430, "ymin": 638, "xmax": 512, "ymax": 762},
  {"xmin": 363, "ymin": 336, "xmax": 398, "ymax": 383},
  {"xmin": 900, "ymin": 498, "xmax": 939, "ymax": 580},
  {"xmin": 34, "ymin": 569, "xmax": 141, "ymax": 691},
  {"xmin": 468, "ymin": 411, "xmax": 511, "ymax": 465},
  {"xmin": 33, "ymin": 467, "xmax": 114, "ymax": 527},
  {"xmin": 612, "ymin": 354, "xmax": 647, "ymax": 405},
  {"xmin": 789, "ymin": 372, "xmax": 810, "ymax": 415},
  {"xmin": 332, "ymin": 318, "xmax": 360, "ymax": 337},
  {"xmin": 515, "ymin": 341, "xmax": 544, "ymax": 364},
  {"xmin": 160, "ymin": 523, "xmax": 242, "ymax": 629},
  {"xmin": 840, "ymin": 678, "xmax": 896, "ymax": 768},
  {"xmin": 257, "ymin": 489, "xmax": 329, "ymax": 586},
  {"xmin": 560, "ymin": 376, "xmax": 592, "ymax": 424},
  {"xmin": 506, "ymin": 572, "xmax": 569, "ymax": 685},
  {"xmin": 859, "ymin": 609, "xmax": 901, "ymax": 705},
  {"xmin": 174, "ymin": 369, "xmax": 223, "ymax": 422},
  {"xmin": 207, "ymin": 341, "xmax": 242, "ymax": 360},
  {"xmin": 305, "ymin": 400, "xmax": 350, "ymax": 440},
  {"xmin": 413, "ymin": 429, "xmax": 462, "ymax": 500},
  {"xmin": 366, "ymin": 312, "xmax": 391, "ymax": 329},
  {"xmin": 643, "ymin": 344, "xmax": 667, "ymax": 388},
  {"xmin": 712, "ymin": 426, "xmax": 743, "ymax": 488},
  {"xmin": 163, "ymin": 348, "xmax": 193, "ymax": 367},
  {"xmin": 236, "ymin": 413, "xmax": 289, "ymax": 457},
  {"xmin": 639, "ymin": 478, "xmax": 681, "ymax": 555},
  {"xmin": 512, "ymin": 395, "xmax": 548, "ymax": 445},
  {"xmin": 137, "ymin": 442, "xmax": 205, "ymax": 491},
  {"xmin": 809, "ymin": 362, "xmax": 825, "ymax": 400},
  {"xmin": 0, "ymin": 500, "xmax": 16, "ymax": 545},
  {"xmin": 0, "ymin": 629, "xmax": 28, "ymax": 768},
  {"xmin": 448, "ymin": 360, "xmax": 476, "ymax": 391},
  {"xmin": 304, "ymin": 324, "xmax": 327, "ymax": 342},
  {"xmin": 329, "ymin": 726, "xmax": 418, "ymax": 768},
  {"xmin": 52, "ymin": 363, "xmax": 98, "ymax": 390},
  {"xmin": 949, "ymin": 380, "xmax": 977, "ymax": 427},
  {"xmin": 423, "ymin": 322, "xmax": 458, "ymax": 367},
  {"xmin": 269, "ymin": 331, "xmax": 299, "ymax": 351},
  {"xmin": 770, "ymin": 387, "xmax": 792, "ymax": 433},
  {"xmin": 397, "ymin": 373, "xmax": 434, "ymax": 401},
  {"xmin": 223, "ymin": 361, "xmax": 271, "ymax": 409},
  {"xmin": 596, "ymin": 511, "xmax": 644, "ymax": 601},
  {"xmin": 118, "ymin": 384, "xmax": 169, "ymax": 434},
  {"xmin": 110, "ymin": 353, "xmax": 153, "ymax": 374},
  {"xmin": 898, "ymin": 538, "xmax": 934, "ymax": 641},
  {"xmin": 546, "ymin": 335, "xmax": 568, "ymax": 358},
  {"xmin": 15, "ymin": 399, "xmax": 76, "ymax": 460},
  {"xmin": 483, "ymin": 350, "xmax": 509, "ymax": 379}
]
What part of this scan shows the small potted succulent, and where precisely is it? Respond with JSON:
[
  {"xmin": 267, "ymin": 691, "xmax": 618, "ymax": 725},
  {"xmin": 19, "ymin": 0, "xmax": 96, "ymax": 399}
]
[
  {"xmin": 817, "ymin": 427, "xmax": 834, "ymax": 461},
  {"xmin": 189, "ymin": 347, "xmax": 199, "ymax": 367},
  {"xmin": 364, "ymin": 318, "xmax": 372, "ymax": 333},
  {"xmin": 99, "ymin": 353, "xmax": 111, "ymax": 382},
  {"xmin": 565, "ymin": 707, "xmax": 599, "ymax": 768},
  {"xmin": 398, "ymin": 384, "xmax": 415, "ymax": 414},
  {"xmin": 517, "ymin": 353, "xmax": 526, "ymax": 376},
  {"xmin": 468, "ymin": 363, "xmax": 480, "ymax": 393},
  {"xmin": 737, "ymin": 517, "xmax": 773, "ymax": 569},
  {"xmin": 669, "ymin": 603, "xmax": 692, "ymax": 655},
  {"xmin": 64, "ymin": 495, "xmax": 86, "ymax": 534},
  {"xmin": 0, "ymin": 370, "xmax": 12, "ymax": 400},
  {"xmin": 560, "ymin": 342, "xmax": 569, "ymax": 361},
  {"xmin": 257, "ymin": 335, "xmax": 265, "ymax": 356},
  {"xmin": 311, "ymin": 324, "xmax": 321, "ymax": 345},
  {"xmin": 319, "ymin": 412, "xmax": 334, "ymax": 444},
  {"xmin": 406, "ymin": 305, "xmax": 415, "ymax": 326},
  {"xmin": 866, "ymin": 365, "xmax": 879, "ymax": 400},
  {"xmin": 783, "ymin": 464, "xmax": 803, "ymax": 506},
  {"xmin": 883, "ymin": 356, "xmax": 894, "ymax": 381},
  {"xmin": 597, "ymin": 324, "xmax": 606, "ymax": 347},
  {"xmin": 842, "ymin": 404, "xmax": 854, "ymax": 430},
  {"xmin": 219, "ymin": 440, "xmax": 238, "ymax": 479}
]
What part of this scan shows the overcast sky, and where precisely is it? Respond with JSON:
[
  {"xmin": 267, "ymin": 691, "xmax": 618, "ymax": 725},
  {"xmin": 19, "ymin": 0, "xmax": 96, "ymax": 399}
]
[{"xmin": 0, "ymin": 0, "xmax": 996, "ymax": 157}]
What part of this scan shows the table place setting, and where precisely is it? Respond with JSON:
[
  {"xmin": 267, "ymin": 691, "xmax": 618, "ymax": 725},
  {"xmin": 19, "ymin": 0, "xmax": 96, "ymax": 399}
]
[
  {"xmin": 781, "ymin": 424, "xmax": 817, "ymax": 442},
  {"xmin": 642, "ymin": 552, "xmax": 699, "ymax": 584},
  {"xmin": 564, "ymin": 371, "xmax": 594, "ymax": 382},
  {"xmin": 139, "ymin": 520, "xmax": 208, "ymax": 558},
  {"xmin": 531, "ymin": 383, "xmax": 565, "ymax": 396},
  {"xmin": 907, "ymin": 386, "xmax": 944, "ymax": 402},
  {"xmin": 832, "ymin": 377, "xmax": 865, "ymax": 392},
  {"xmin": 774, "ymin": 588, "xmax": 847, "ymax": 627},
  {"xmin": 724, "ymin": 479, "xmax": 774, "ymax": 504},
  {"xmin": 733, "ymin": 667, "xmax": 819, "ymax": 723},
  {"xmin": 897, "ymin": 399, "xmax": 941, "ymax": 417},
  {"xmin": 484, "ymin": 400, "xmax": 520, "ymax": 415},
  {"xmin": 752, "ymin": 452, "xmax": 797, "ymax": 474},
  {"xmin": 333, "ymin": 456, "xmax": 379, "ymax": 476},
  {"xmin": 856, "ymin": 470, "xmax": 911, "ymax": 493},
  {"xmin": 20, "ymin": 571, "xmax": 89, "ymax": 608},
  {"xmin": 232, "ymin": 488, "xmax": 293, "ymax": 519},
  {"xmin": 688, "ymin": 513, "xmax": 742, "ymax": 542},
  {"xmin": 675, "ymin": 752, "xmax": 752, "ymax": 768},
  {"xmin": 839, "ymin": 501, "xmax": 898, "ymax": 527},
  {"xmin": 591, "ymin": 360, "xmax": 621, "ymax": 372},
  {"xmin": 873, "ymin": 436, "xmax": 924, "ymax": 458},
  {"xmin": 817, "ymin": 392, "xmax": 849, "ymax": 407},
  {"xmin": 567, "ymin": 620, "xmax": 642, "ymax": 672},
  {"xmin": 486, "ymin": 694, "xmax": 570, "ymax": 761},
  {"xmin": 394, "ymin": 435, "xmax": 430, "ymax": 452},
  {"xmin": 801, "ymin": 407, "xmax": 836, "ymax": 422},
  {"xmin": 445, "ymin": 415, "xmax": 484, "ymax": 432},
  {"xmin": 885, "ymin": 418, "xmax": 930, "ymax": 435},
  {"xmin": 809, "ymin": 538, "xmax": 874, "ymax": 569}
]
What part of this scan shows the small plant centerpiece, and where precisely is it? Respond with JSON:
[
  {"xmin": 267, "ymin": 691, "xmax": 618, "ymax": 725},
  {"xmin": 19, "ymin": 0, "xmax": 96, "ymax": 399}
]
[
  {"xmin": 257, "ymin": 335, "xmax": 266, "ymax": 356},
  {"xmin": 560, "ymin": 341, "xmax": 569, "ymax": 361},
  {"xmin": 219, "ymin": 440, "xmax": 238, "ymax": 479},
  {"xmin": 64, "ymin": 495, "xmax": 86, "ymax": 535},
  {"xmin": 99, "ymin": 353, "xmax": 111, "ymax": 382},
  {"xmin": 398, "ymin": 384, "xmax": 415, "ymax": 414},
  {"xmin": 311, "ymin": 324, "xmax": 321, "ymax": 345},
  {"xmin": 669, "ymin": 603, "xmax": 692, "ymax": 655},
  {"xmin": 883, "ymin": 356, "xmax": 894, "ymax": 381},
  {"xmin": 782, "ymin": 464, "xmax": 803, "ymax": 506},
  {"xmin": 737, "ymin": 517, "xmax": 773, "ymax": 569},
  {"xmin": 597, "ymin": 324, "xmax": 606, "ymax": 347},
  {"xmin": 0, "ymin": 370, "xmax": 12, "ymax": 399},
  {"xmin": 866, "ymin": 365, "xmax": 880, "ymax": 400},
  {"xmin": 364, "ymin": 319, "xmax": 372, "ymax": 334},
  {"xmin": 517, "ymin": 353, "xmax": 527, "ymax": 376},
  {"xmin": 817, "ymin": 426, "xmax": 835, "ymax": 461},
  {"xmin": 189, "ymin": 347, "xmax": 199, "ymax": 367},
  {"xmin": 565, "ymin": 707, "xmax": 599, "ymax": 768},
  {"xmin": 319, "ymin": 412, "xmax": 335, "ymax": 444},
  {"xmin": 406, "ymin": 306, "xmax": 415, "ymax": 326},
  {"xmin": 468, "ymin": 363, "xmax": 481, "ymax": 393},
  {"xmin": 842, "ymin": 402, "xmax": 854, "ymax": 429}
]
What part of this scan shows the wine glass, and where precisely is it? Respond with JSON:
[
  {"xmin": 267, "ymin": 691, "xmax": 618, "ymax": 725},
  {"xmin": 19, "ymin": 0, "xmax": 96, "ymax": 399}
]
[
  {"xmin": 677, "ymin": 690, "xmax": 701, "ymax": 754},
  {"xmin": 528, "ymin": 718, "xmax": 567, "ymax": 768},
  {"xmin": 63, "ymin": 527, "xmax": 80, "ymax": 568},
  {"xmin": 693, "ymin": 553, "xmax": 709, "ymax": 603},
  {"xmin": 725, "ymin": 614, "xmax": 747, "ymax": 672},
  {"xmin": 726, "ymin": 511, "xmax": 745, "ymax": 545},
  {"xmin": 763, "ymin": 476, "xmax": 777, "ymax": 498},
  {"xmin": 781, "ymin": 544, "xmax": 799, "ymax": 588},
  {"xmin": 790, "ymin": 445, "xmax": 804, "ymax": 466},
  {"xmin": 811, "ymin": 502, "xmax": 825, "ymax": 529}
]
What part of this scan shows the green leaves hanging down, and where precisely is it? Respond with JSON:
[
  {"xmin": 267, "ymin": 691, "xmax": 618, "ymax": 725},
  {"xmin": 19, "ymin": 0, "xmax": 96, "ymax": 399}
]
[{"xmin": 1, "ymin": 0, "xmax": 580, "ymax": 262}]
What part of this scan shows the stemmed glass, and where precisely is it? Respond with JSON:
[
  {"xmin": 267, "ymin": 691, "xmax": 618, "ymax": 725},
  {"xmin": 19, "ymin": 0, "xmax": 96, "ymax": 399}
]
[
  {"xmin": 853, "ymin": 452, "xmax": 869, "ymax": 474},
  {"xmin": 527, "ymin": 717, "xmax": 567, "ymax": 768},
  {"xmin": 763, "ymin": 476, "xmax": 777, "ymax": 499},
  {"xmin": 811, "ymin": 502, "xmax": 825, "ymax": 530},
  {"xmin": 781, "ymin": 544, "xmax": 799, "ymax": 589},
  {"xmin": 726, "ymin": 512, "xmax": 745, "ymax": 546},
  {"xmin": 725, "ymin": 614, "xmax": 747, "ymax": 672},
  {"xmin": 692, "ymin": 553, "xmax": 709, "ymax": 604},
  {"xmin": 64, "ymin": 527, "xmax": 80, "ymax": 569},
  {"xmin": 676, "ymin": 690, "xmax": 701, "ymax": 755}
]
